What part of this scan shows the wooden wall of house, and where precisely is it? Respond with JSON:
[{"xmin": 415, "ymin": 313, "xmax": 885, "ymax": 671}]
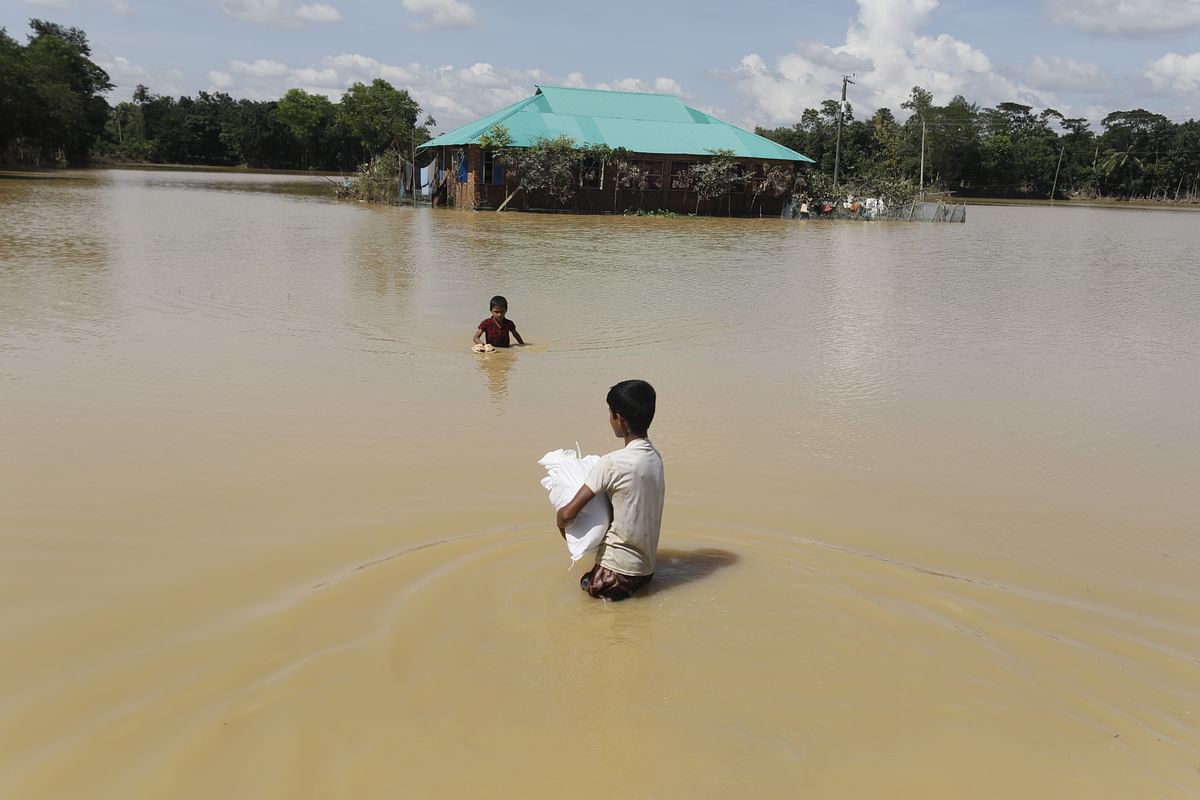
[
  {"xmin": 441, "ymin": 145, "xmax": 482, "ymax": 210},
  {"xmin": 445, "ymin": 148, "xmax": 803, "ymax": 216}
]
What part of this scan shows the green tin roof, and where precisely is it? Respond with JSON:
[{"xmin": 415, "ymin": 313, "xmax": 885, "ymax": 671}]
[{"xmin": 419, "ymin": 85, "xmax": 813, "ymax": 163}]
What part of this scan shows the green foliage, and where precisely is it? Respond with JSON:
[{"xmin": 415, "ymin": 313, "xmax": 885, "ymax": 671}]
[
  {"xmin": 275, "ymin": 89, "xmax": 336, "ymax": 167},
  {"xmin": 483, "ymin": 129, "xmax": 582, "ymax": 208},
  {"xmin": 338, "ymin": 79, "xmax": 426, "ymax": 158},
  {"xmin": 2, "ymin": 19, "xmax": 433, "ymax": 172},
  {"xmin": 519, "ymin": 135, "xmax": 581, "ymax": 206},
  {"xmin": 687, "ymin": 148, "xmax": 741, "ymax": 213},
  {"xmin": 610, "ymin": 151, "xmax": 643, "ymax": 209},
  {"xmin": 479, "ymin": 123, "xmax": 512, "ymax": 152},
  {"xmin": 347, "ymin": 149, "xmax": 405, "ymax": 204},
  {"xmin": 1, "ymin": 19, "xmax": 112, "ymax": 165},
  {"xmin": 753, "ymin": 81, "xmax": 1200, "ymax": 202}
]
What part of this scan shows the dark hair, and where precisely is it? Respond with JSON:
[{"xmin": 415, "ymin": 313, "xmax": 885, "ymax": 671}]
[
  {"xmin": 489, "ymin": 295, "xmax": 508, "ymax": 310},
  {"xmin": 607, "ymin": 379, "xmax": 656, "ymax": 435}
]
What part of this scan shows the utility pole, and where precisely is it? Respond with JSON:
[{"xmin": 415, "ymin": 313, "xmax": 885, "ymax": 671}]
[
  {"xmin": 1050, "ymin": 145, "xmax": 1065, "ymax": 201},
  {"xmin": 833, "ymin": 74, "xmax": 854, "ymax": 188},
  {"xmin": 919, "ymin": 117, "xmax": 926, "ymax": 201}
]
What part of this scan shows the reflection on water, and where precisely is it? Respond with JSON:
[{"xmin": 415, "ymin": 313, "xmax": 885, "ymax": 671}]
[
  {"xmin": 1, "ymin": 169, "xmax": 1199, "ymax": 799},
  {"xmin": 474, "ymin": 347, "xmax": 517, "ymax": 404}
]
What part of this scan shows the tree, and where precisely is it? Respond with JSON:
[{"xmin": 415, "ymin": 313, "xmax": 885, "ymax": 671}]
[
  {"xmin": 480, "ymin": 123, "xmax": 520, "ymax": 210},
  {"xmin": 338, "ymin": 79, "xmax": 425, "ymax": 159},
  {"xmin": 480, "ymin": 127, "xmax": 583, "ymax": 210},
  {"xmin": 749, "ymin": 163, "xmax": 796, "ymax": 215},
  {"xmin": 6, "ymin": 19, "xmax": 112, "ymax": 164},
  {"xmin": 609, "ymin": 149, "xmax": 642, "ymax": 212},
  {"xmin": 275, "ymin": 88, "xmax": 335, "ymax": 168},
  {"xmin": 868, "ymin": 107, "xmax": 904, "ymax": 177},
  {"xmin": 688, "ymin": 148, "xmax": 741, "ymax": 214},
  {"xmin": 1098, "ymin": 147, "xmax": 1144, "ymax": 197},
  {"xmin": 519, "ymin": 135, "xmax": 581, "ymax": 208},
  {"xmin": 0, "ymin": 28, "xmax": 30, "ymax": 157}
]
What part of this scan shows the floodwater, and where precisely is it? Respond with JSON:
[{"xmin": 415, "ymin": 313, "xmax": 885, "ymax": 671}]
[{"xmin": 1, "ymin": 168, "xmax": 1198, "ymax": 798}]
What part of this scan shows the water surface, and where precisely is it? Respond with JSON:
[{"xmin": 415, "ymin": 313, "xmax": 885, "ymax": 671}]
[{"xmin": 2, "ymin": 169, "xmax": 1198, "ymax": 798}]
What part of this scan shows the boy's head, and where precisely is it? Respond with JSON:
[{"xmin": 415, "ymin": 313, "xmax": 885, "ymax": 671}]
[
  {"xmin": 489, "ymin": 295, "xmax": 508, "ymax": 318},
  {"xmin": 606, "ymin": 379, "xmax": 656, "ymax": 438}
]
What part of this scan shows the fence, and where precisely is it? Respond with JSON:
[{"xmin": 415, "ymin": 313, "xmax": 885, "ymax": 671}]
[
  {"xmin": 781, "ymin": 199, "xmax": 966, "ymax": 223},
  {"xmin": 877, "ymin": 200, "xmax": 966, "ymax": 223}
]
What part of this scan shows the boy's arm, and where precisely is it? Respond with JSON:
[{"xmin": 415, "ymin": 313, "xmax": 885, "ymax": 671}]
[
  {"xmin": 472, "ymin": 325, "xmax": 484, "ymax": 345},
  {"xmin": 556, "ymin": 484, "xmax": 595, "ymax": 538},
  {"xmin": 511, "ymin": 323, "xmax": 524, "ymax": 345}
]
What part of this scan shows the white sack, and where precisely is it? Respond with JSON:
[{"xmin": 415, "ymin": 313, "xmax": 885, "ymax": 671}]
[{"xmin": 538, "ymin": 448, "xmax": 611, "ymax": 563}]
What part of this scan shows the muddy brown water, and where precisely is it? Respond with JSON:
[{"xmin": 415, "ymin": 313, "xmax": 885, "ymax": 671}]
[{"xmin": 2, "ymin": 169, "xmax": 1198, "ymax": 798}]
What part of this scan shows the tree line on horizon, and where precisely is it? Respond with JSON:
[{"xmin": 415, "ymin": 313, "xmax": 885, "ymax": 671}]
[
  {"xmin": 1, "ymin": 19, "xmax": 432, "ymax": 172},
  {"xmin": 756, "ymin": 86, "xmax": 1200, "ymax": 202},
  {"xmin": 4, "ymin": 19, "xmax": 1200, "ymax": 202}
]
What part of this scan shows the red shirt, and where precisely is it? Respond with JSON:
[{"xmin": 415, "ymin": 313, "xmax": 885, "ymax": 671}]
[{"xmin": 478, "ymin": 317, "xmax": 517, "ymax": 347}]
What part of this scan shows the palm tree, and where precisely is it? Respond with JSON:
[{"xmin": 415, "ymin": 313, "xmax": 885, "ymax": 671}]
[{"xmin": 1098, "ymin": 147, "xmax": 1144, "ymax": 198}]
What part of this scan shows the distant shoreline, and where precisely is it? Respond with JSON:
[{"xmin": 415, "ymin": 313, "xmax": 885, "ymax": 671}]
[
  {"xmin": 1, "ymin": 163, "xmax": 346, "ymax": 179},
  {"xmin": 954, "ymin": 195, "xmax": 1200, "ymax": 212},
  {"xmin": 5, "ymin": 166, "xmax": 1199, "ymax": 212}
]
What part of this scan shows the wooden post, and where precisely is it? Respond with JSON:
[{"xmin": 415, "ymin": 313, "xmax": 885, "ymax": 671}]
[
  {"xmin": 1050, "ymin": 145, "xmax": 1065, "ymax": 201},
  {"xmin": 496, "ymin": 186, "xmax": 521, "ymax": 212}
]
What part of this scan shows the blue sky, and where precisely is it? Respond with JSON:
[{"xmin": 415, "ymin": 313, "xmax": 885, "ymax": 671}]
[{"xmin": 5, "ymin": 0, "xmax": 1200, "ymax": 132}]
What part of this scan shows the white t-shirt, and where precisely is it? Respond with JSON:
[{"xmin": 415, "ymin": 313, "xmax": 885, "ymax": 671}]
[{"xmin": 584, "ymin": 438, "xmax": 665, "ymax": 576}]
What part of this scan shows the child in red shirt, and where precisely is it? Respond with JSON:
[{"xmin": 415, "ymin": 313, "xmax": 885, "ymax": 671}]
[{"xmin": 473, "ymin": 295, "xmax": 525, "ymax": 348}]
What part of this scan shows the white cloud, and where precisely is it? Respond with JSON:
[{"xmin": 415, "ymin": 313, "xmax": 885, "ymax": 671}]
[
  {"xmin": 220, "ymin": 0, "xmax": 342, "ymax": 27},
  {"xmin": 401, "ymin": 0, "xmax": 477, "ymax": 29},
  {"xmin": 231, "ymin": 58, "xmax": 290, "ymax": 78},
  {"xmin": 1025, "ymin": 56, "xmax": 1105, "ymax": 92},
  {"xmin": 1142, "ymin": 51, "xmax": 1200, "ymax": 91},
  {"xmin": 196, "ymin": 53, "xmax": 690, "ymax": 131},
  {"xmin": 561, "ymin": 72, "xmax": 692, "ymax": 98},
  {"xmin": 98, "ymin": 55, "xmax": 151, "ymax": 93},
  {"xmin": 912, "ymin": 34, "xmax": 991, "ymax": 74},
  {"xmin": 457, "ymin": 62, "xmax": 508, "ymax": 88},
  {"xmin": 721, "ymin": 0, "xmax": 1055, "ymax": 128},
  {"xmin": 20, "ymin": 0, "xmax": 134, "ymax": 13},
  {"xmin": 1044, "ymin": 0, "xmax": 1200, "ymax": 35},
  {"xmin": 296, "ymin": 3, "xmax": 341, "ymax": 22},
  {"xmin": 847, "ymin": 0, "xmax": 938, "ymax": 48},
  {"xmin": 291, "ymin": 66, "xmax": 339, "ymax": 85}
]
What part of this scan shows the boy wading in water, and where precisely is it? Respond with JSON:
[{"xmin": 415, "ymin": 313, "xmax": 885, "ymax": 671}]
[
  {"xmin": 557, "ymin": 380, "xmax": 665, "ymax": 601},
  {"xmin": 473, "ymin": 295, "xmax": 524, "ymax": 349}
]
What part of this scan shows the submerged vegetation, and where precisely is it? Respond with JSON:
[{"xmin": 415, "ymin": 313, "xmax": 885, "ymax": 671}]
[{"xmin": 479, "ymin": 126, "xmax": 808, "ymax": 215}]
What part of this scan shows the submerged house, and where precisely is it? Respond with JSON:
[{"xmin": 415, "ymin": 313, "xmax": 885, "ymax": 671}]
[{"xmin": 418, "ymin": 85, "xmax": 813, "ymax": 215}]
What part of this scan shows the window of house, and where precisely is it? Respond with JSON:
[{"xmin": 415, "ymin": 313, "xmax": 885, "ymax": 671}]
[
  {"xmin": 579, "ymin": 157, "xmax": 602, "ymax": 188},
  {"xmin": 670, "ymin": 161, "xmax": 695, "ymax": 190},
  {"xmin": 482, "ymin": 150, "xmax": 504, "ymax": 185},
  {"xmin": 625, "ymin": 159, "xmax": 663, "ymax": 190},
  {"xmin": 455, "ymin": 150, "xmax": 468, "ymax": 183}
]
